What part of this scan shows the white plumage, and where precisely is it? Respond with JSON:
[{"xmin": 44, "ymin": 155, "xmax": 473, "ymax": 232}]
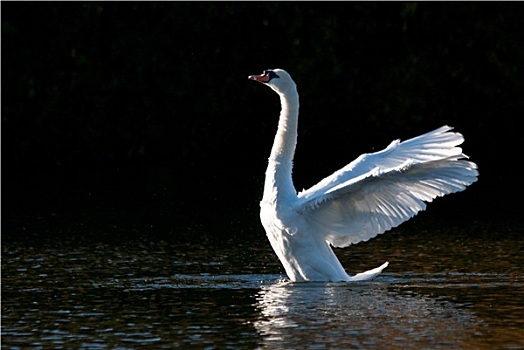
[{"xmin": 249, "ymin": 69, "xmax": 478, "ymax": 282}]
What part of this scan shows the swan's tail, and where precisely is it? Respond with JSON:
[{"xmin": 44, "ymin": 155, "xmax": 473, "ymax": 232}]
[{"xmin": 348, "ymin": 261, "xmax": 389, "ymax": 281}]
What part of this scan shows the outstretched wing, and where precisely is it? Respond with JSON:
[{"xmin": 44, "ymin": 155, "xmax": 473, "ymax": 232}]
[{"xmin": 296, "ymin": 126, "xmax": 479, "ymax": 248}]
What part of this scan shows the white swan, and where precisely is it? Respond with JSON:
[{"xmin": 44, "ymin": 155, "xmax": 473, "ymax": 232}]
[{"xmin": 248, "ymin": 69, "xmax": 478, "ymax": 282}]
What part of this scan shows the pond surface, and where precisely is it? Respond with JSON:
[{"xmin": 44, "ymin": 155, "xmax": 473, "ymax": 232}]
[{"xmin": 2, "ymin": 220, "xmax": 523, "ymax": 349}]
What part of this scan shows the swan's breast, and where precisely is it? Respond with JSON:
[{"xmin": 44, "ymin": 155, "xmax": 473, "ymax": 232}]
[{"xmin": 260, "ymin": 201, "xmax": 301, "ymax": 235}]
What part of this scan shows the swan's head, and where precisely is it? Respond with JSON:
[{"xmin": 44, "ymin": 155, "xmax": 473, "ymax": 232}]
[{"xmin": 248, "ymin": 69, "xmax": 296, "ymax": 94}]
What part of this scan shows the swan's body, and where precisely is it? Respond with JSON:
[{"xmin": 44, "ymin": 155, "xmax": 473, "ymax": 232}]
[{"xmin": 249, "ymin": 69, "xmax": 478, "ymax": 282}]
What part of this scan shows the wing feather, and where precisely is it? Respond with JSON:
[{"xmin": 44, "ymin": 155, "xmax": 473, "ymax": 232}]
[
  {"xmin": 298, "ymin": 125, "xmax": 464, "ymax": 203},
  {"xmin": 296, "ymin": 126, "xmax": 479, "ymax": 248}
]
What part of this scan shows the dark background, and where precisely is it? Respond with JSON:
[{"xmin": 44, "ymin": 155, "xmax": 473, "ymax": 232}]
[{"xmin": 3, "ymin": 3, "xmax": 523, "ymax": 239}]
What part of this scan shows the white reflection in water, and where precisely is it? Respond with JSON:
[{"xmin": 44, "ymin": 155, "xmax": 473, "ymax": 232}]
[{"xmin": 254, "ymin": 279, "xmax": 482, "ymax": 349}]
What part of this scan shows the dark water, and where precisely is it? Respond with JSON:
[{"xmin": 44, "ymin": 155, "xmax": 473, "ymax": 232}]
[{"xmin": 2, "ymin": 221, "xmax": 523, "ymax": 349}]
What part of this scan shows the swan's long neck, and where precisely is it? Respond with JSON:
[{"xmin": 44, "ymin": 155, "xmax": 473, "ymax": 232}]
[{"xmin": 263, "ymin": 87, "xmax": 299, "ymax": 203}]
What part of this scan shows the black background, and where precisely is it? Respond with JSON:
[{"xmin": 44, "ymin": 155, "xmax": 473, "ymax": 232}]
[{"xmin": 3, "ymin": 3, "xmax": 522, "ymax": 239}]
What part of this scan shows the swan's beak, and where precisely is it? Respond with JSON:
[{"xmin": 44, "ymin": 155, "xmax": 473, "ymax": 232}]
[{"xmin": 248, "ymin": 73, "xmax": 270, "ymax": 83}]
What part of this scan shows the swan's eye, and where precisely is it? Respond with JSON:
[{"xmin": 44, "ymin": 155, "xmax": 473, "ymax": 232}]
[{"xmin": 267, "ymin": 71, "xmax": 280, "ymax": 81}]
